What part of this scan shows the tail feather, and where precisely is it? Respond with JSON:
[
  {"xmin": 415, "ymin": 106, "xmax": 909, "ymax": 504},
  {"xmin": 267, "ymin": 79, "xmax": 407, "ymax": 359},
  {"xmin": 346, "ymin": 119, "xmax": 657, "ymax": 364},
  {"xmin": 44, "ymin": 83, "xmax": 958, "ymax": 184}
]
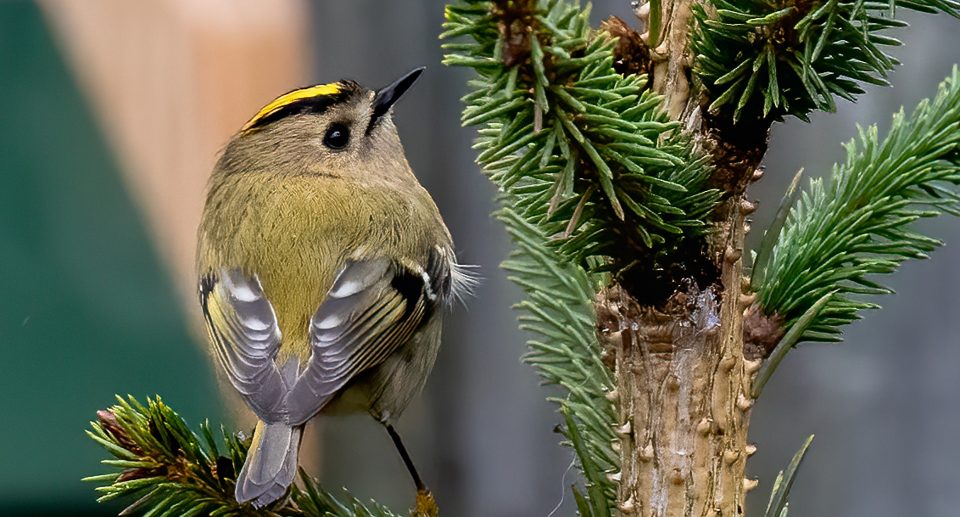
[{"xmin": 236, "ymin": 420, "xmax": 302, "ymax": 507}]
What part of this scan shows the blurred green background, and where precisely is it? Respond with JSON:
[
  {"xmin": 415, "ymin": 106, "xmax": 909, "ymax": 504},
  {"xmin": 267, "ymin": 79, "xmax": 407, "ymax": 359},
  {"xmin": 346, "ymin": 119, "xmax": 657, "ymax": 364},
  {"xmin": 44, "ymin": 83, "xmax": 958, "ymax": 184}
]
[{"xmin": 2, "ymin": 1, "xmax": 959, "ymax": 516}]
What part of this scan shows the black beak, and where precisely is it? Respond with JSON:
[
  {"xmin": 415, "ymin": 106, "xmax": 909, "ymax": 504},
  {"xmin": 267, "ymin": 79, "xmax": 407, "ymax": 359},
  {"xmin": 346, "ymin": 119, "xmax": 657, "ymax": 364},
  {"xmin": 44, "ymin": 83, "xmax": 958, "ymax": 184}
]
[{"xmin": 369, "ymin": 67, "xmax": 425, "ymax": 130}]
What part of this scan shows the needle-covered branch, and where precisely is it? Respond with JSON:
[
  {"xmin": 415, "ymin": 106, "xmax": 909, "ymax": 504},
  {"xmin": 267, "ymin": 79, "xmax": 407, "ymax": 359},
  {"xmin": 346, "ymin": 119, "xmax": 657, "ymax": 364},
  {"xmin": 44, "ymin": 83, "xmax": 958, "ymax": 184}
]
[
  {"xmin": 755, "ymin": 67, "xmax": 960, "ymax": 342},
  {"xmin": 441, "ymin": 0, "xmax": 727, "ymax": 512},
  {"xmin": 498, "ymin": 203, "xmax": 617, "ymax": 513},
  {"xmin": 693, "ymin": 0, "xmax": 960, "ymax": 124},
  {"xmin": 443, "ymin": 0, "xmax": 719, "ymax": 279},
  {"xmin": 443, "ymin": 0, "xmax": 960, "ymax": 515},
  {"xmin": 86, "ymin": 396, "xmax": 398, "ymax": 517}
]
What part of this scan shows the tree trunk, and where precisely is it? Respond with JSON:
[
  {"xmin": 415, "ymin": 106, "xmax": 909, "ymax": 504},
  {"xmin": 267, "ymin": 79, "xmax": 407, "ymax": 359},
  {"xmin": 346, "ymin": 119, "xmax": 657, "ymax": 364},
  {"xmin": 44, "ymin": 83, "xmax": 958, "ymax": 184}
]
[
  {"xmin": 598, "ymin": 206, "xmax": 759, "ymax": 516},
  {"xmin": 595, "ymin": 1, "xmax": 770, "ymax": 515}
]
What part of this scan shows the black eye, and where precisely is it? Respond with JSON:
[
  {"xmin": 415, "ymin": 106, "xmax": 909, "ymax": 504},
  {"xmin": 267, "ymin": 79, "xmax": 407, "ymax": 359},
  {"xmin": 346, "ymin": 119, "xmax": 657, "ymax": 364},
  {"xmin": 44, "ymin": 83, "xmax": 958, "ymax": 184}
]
[{"xmin": 323, "ymin": 123, "xmax": 350, "ymax": 149}]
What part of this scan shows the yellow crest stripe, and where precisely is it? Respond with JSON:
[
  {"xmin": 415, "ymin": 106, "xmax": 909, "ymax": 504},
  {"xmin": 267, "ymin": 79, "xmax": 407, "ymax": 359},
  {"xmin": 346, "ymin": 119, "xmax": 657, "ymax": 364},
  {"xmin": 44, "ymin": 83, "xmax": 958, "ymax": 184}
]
[{"xmin": 242, "ymin": 82, "xmax": 344, "ymax": 132}]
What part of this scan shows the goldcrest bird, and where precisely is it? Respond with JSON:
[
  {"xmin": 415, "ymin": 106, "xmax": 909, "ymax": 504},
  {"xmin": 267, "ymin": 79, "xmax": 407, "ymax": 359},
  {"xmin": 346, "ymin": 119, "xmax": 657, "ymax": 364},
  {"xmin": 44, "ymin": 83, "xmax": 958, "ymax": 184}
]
[{"xmin": 196, "ymin": 67, "xmax": 471, "ymax": 508}]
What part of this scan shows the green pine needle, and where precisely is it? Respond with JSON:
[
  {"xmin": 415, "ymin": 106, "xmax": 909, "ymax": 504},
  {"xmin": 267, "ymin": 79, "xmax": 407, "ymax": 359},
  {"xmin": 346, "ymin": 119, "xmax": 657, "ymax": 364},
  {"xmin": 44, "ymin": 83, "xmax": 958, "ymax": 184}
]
[
  {"xmin": 86, "ymin": 396, "xmax": 397, "ymax": 517},
  {"xmin": 764, "ymin": 435, "xmax": 815, "ymax": 517},
  {"xmin": 756, "ymin": 67, "xmax": 960, "ymax": 342}
]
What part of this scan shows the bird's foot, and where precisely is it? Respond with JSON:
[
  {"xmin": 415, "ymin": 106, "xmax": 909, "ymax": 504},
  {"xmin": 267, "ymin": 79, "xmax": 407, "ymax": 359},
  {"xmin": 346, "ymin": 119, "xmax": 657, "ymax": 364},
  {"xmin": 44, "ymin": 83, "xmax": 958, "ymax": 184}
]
[{"xmin": 413, "ymin": 488, "xmax": 439, "ymax": 517}]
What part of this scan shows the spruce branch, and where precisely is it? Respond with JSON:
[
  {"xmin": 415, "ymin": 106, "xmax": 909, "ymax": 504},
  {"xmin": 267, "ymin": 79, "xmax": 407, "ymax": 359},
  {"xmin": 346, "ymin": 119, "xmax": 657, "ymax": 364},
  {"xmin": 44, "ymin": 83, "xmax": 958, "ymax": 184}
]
[
  {"xmin": 444, "ymin": 0, "xmax": 960, "ymax": 514},
  {"xmin": 86, "ymin": 396, "xmax": 398, "ymax": 517},
  {"xmin": 499, "ymin": 203, "xmax": 617, "ymax": 511},
  {"xmin": 441, "ymin": 0, "xmax": 725, "ymax": 511},
  {"xmin": 443, "ymin": 0, "xmax": 719, "ymax": 282},
  {"xmin": 693, "ymin": 0, "xmax": 960, "ymax": 124},
  {"xmin": 755, "ymin": 67, "xmax": 960, "ymax": 342}
]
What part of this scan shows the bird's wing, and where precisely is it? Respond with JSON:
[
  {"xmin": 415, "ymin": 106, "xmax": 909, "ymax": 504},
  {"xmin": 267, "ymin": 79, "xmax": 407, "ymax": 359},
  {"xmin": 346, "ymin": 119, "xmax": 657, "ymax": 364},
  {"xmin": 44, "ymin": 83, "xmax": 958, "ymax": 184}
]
[
  {"xmin": 284, "ymin": 251, "xmax": 452, "ymax": 425},
  {"xmin": 200, "ymin": 269, "xmax": 288, "ymax": 422}
]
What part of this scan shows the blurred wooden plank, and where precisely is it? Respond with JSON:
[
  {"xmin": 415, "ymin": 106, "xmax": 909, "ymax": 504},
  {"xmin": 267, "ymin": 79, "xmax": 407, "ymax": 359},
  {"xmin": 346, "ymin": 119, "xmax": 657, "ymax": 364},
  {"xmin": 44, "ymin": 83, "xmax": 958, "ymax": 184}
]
[{"xmin": 39, "ymin": 0, "xmax": 310, "ymax": 301}]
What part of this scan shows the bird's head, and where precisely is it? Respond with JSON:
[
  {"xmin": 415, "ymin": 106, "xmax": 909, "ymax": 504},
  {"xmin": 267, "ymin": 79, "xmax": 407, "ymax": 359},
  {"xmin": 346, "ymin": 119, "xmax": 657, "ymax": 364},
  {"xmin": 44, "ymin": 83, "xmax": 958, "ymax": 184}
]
[{"xmin": 217, "ymin": 67, "xmax": 425, "ymax": 183}]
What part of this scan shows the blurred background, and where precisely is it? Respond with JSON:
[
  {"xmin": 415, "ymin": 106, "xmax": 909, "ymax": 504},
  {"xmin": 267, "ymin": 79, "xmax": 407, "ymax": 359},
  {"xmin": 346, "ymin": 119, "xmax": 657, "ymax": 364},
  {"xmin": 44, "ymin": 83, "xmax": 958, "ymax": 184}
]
[{"xmin": 0, "ymin": 1, "xmax": 958, "ymax": 515}]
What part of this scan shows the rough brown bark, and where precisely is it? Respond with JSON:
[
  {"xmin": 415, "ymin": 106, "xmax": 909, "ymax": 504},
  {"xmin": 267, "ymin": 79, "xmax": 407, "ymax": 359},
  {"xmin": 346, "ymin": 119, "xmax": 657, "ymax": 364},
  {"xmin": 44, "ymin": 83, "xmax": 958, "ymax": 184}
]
[
  {"xmin": 595, "ymin": 1, "xmax": 771, "ymax": 515},
  {"xmin": 598, "ymin": 278, "xmax": 758, "ymax": 516},
  {"xmin": 597, "ymin": 196, "xmax": 760, "ymax": 517}
]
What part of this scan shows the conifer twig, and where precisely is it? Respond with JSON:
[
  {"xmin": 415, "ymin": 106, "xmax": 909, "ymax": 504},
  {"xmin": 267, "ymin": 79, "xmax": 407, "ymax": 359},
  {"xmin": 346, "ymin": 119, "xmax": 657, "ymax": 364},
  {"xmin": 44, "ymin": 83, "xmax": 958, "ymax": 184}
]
[
  {"xmin": 756, "ymin": 68, "xmax": 960, "ymax": 342},
  {"xmin": 85, "ymin": 396, "xmax": 398, "ymax": 517}
]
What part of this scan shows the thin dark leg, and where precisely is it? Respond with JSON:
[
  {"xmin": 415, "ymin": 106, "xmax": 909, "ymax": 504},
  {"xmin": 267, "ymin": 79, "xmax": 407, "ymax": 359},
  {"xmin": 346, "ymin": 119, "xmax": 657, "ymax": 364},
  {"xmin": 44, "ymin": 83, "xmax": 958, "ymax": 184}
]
[{"xmin": 385, "ymin": 423, "xmax": 426, "ymax": 491}]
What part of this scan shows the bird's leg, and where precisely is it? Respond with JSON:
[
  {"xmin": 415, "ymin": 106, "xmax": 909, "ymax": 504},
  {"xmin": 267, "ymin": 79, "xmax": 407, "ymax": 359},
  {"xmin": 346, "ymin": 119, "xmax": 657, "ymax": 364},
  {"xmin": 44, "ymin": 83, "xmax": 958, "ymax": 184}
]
[
  {"xmin": 384, "ymin": 423, "xmax": 424, "ymax": 490},
  {"xmin": 384, "ymin": 423, "xmax": 438, "ymax": 517}
]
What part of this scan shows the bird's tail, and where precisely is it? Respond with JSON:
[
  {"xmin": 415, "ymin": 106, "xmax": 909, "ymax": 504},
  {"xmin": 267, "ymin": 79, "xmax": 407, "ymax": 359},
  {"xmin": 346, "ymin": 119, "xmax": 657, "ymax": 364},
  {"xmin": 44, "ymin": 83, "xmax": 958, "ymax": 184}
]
[{"xmin": 235, "ymin": 420, "xmax": 302, "ymax": 507}]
